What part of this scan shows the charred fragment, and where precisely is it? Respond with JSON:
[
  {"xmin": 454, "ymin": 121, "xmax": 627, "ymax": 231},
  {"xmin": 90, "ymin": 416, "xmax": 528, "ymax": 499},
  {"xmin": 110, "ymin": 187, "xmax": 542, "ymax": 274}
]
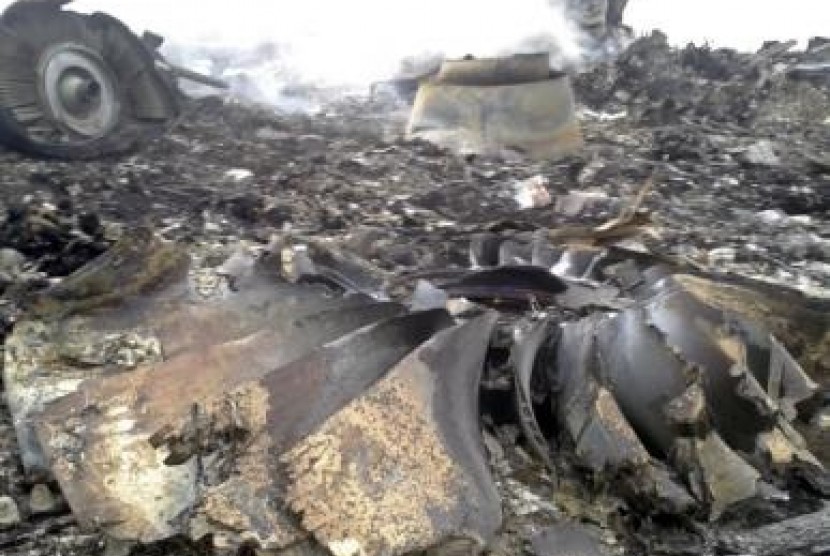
[
  {"xmin": 3, "ymin": 230, "xmax": 188, "ymax": 475},
  {"xmin": 283, "ymin": 314, "xmax": 502, "ymax": 556},
  {"xmin": 501, "ymin": 258, "xmax": 825, "ymax": 517},
  {"xmin": 718, "ymin": 504, "xmax": 830, "ymax": 556},
  {"xmin": 547, "ymin": 313, "xmax": 696, "ymax": 513},
  {"xmin": 36, "ymin": 307, "xmax": 453, "ymax": 546},
  {"xmin": 429, "ymin": 265, "xmax": 567, "ymax": 306},
  {"xmin": 192, "ymin": 308, "xmax": 459, "ymax": 552}
]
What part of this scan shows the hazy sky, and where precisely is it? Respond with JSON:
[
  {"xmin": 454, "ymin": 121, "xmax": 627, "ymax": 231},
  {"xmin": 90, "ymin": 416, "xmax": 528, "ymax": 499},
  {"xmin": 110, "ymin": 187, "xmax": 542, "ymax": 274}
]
[
  {"xmin": 1, "ymin": 0, "xmax": 826, "ymax": 51},
  {"xmin": 627, "ymin": 0, "xmax": 828, "ymax": 50},
  {"xmin": 0, "ymin": 0, "xmax": 826, "ymax": 87}
]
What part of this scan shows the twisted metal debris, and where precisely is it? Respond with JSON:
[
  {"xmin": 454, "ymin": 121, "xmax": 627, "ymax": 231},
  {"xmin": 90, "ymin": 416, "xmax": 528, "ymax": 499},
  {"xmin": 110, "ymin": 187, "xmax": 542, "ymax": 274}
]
[{"xmin": 3, "ymin": 229, "xmax": 827, "ymax": 555}]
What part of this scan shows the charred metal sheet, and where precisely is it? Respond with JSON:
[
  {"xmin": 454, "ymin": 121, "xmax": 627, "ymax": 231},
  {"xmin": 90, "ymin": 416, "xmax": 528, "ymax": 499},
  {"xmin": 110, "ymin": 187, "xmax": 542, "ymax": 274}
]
[
  {"xmin": 431, "ymin": 266, "xmax": 567, "ymax": 306},
  {"xmin": 4, "ymin": 230, "xmax": 387, "ymax": 476},
  {"xmin": 548, "ymin": 314, "xmax": 695, "ymax": 512},
  {"xmin": 3, "ymin": 229, "xmax": 188, "ymax": 475},
  {"xmin": 467, "ymin": 238, "xmax": 626, "ymax": 310},
  {"xmin": 718, "ymin": 504, "xmax": 830, "ymax": 556},
  {"xmin": 637, "ymin": 277, "xmax": 818, "ymax": 456},
  {"xmin": 407, "ymin": 54, "xmax": 583, "ymax": 159},
  {"xmin": 673, "ymin": 433, "xmax": 761, "ymax": 518},
  {"xmin": 468, "ymin": 234, "xmax": 614, "ymax": 282},
  {"xmin": 197, "ymin": 309, "xmax": 461, "ymax": 553},
  {"xmin": 555, "ymin": 315, "xmax": 652, "ymax": 470},
  {"xmin": 482, "ymin": 237, "xmax": 825, "ymax": 515},
  {"xmin": 589, "ymin": 277, "xmax": 823, "ymax": 513},
  {"xmin": 666, "ymin": 274, "xmax": 829, "ymax": 395},
  {"xmin": 36, "ymin": 307, "xmax": 453, "ymax": 546},
  {"xmin": 283, "ymin": 312, "xmax": 502, "ymax": 556}
]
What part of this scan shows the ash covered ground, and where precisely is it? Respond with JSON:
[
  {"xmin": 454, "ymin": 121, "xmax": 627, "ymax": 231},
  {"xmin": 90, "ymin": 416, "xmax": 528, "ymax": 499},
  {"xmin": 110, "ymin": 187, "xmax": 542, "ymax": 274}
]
[{"xmin": 0, "ymin": 33, "xmax": 828, "ymax": 556}]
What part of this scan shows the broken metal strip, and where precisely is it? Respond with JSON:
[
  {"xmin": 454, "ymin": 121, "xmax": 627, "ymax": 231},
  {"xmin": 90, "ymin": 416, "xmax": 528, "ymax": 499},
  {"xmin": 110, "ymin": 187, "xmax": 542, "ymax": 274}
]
[{"xmin": 512, "ymin": 318, "xmax": 557, "ymax": 470}]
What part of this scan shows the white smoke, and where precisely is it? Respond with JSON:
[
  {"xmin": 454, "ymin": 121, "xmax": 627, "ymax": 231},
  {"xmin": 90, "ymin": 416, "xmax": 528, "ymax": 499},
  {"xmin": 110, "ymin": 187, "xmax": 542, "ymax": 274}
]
[{"xmin": 55, "ymin": 0, "xmax": 585, "ymax": 109}]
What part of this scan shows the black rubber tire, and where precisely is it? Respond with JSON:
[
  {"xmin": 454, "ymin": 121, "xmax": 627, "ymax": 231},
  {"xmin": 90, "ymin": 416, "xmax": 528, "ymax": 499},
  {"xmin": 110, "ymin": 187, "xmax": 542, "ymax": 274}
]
[{"xmin": 0, "ymin": 5, "xmax": 180, "ymax": 159}]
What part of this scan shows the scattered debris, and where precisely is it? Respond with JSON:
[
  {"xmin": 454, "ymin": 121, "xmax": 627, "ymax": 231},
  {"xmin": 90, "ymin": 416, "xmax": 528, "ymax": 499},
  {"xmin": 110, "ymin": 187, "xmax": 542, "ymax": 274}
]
[
  {"xmin": 0, "ymin": 8, "xmax": 827, "ymax": 556},
  {"xmin": 719, "ymin": 504, "xmax": 830, "ymax": 556},
  {"xmin": 0, "ymin": 226, "xmax": 824, "ymax": 555}
]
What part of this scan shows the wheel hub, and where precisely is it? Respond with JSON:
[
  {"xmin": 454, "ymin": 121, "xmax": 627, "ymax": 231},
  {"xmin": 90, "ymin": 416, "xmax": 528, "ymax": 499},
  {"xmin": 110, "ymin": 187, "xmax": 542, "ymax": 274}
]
[{"xmin": 38, "ymin": 44, "xmax": 120, "ymax": 139}]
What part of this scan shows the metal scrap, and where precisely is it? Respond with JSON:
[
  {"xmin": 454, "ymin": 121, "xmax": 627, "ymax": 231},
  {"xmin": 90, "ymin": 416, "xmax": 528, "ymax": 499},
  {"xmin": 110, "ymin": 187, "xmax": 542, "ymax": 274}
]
[
  {"xmin": 1, "ymin": 232, "xmax": 508, "ymax": 555},
  {"xmin": 283, "ymin": 313, "xmax": 501, "ymax": 556}
]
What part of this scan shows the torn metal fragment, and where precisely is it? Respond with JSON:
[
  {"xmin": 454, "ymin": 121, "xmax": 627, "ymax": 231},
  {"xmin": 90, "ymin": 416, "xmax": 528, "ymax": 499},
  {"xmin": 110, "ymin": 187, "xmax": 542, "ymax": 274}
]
[
  {"xmin": 36, "ymin": 306, "xmax": 452, "ymax": 544},
  {"xmin": 431, "ymin": 266, "xmax": 567, "ymax": 306},
  {"xmin": 4, "ymin": 230, "xmax": 381, "ymax": 476},
  {"xmin": 3, "ymin": 229, "xmax": 187, "ymax": 475},
  {"xmin": 283, "ymin": 313, "xmax": 503, "ymax": 556},
  {"xmin": 190, "ymin": 307, "xmax": 456, "ymax": 552},
  {"xmin": 492, "ymin": 243, "xmax": 824, "ymax": 515},
  {"xmin": 545, "ymin": 315, "xmax": 695, "ymax": 512},
  {"xmin": 435, "ymin": 53, "xmax": 551, "ymax": 86},
  {"xmin": 718, "ymin": 504, "xmax": 830, "ymax": 556},
  {"xmin": 673, "ymin": 433, "xmax": 761, "ymax": 518},
  {"xmin": 590, "ymin": 277, "xmax": 823, "ymax": 513},
  {"xmin": 512, "ymin": 318, "xmax": 557, "ymax": 469},
  {"xmin": 280, "ymin": 240, "xmax": 390, "ymax": 299}
]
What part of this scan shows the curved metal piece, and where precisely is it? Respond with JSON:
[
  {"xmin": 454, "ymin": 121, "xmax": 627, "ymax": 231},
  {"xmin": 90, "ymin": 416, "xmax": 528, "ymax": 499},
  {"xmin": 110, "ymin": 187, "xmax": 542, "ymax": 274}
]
[
  {"xmin": 283, "ymin": 312, "xmax": 502, "ymax": 556},
  {"xmin": 432, "ymin": 265, "xmax": 567, "ymax": 305},
  {"xmin": 435, "ymin": 53, "xmax": 552, "ymax": 86},
  {"xmin": 36, "ymin": 307, "xmax": 447, "ymax": 544},
  {"xmin": 512, "ymin": 318, "xmax": 558, "ymax": 470}
]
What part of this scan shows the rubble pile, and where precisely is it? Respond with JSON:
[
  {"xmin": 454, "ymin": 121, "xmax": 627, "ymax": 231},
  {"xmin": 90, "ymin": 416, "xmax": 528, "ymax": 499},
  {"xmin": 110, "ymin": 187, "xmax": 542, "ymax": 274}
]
[{"xmin": 0, "ymin": 17, "xmax": 828, "ymax": 556}]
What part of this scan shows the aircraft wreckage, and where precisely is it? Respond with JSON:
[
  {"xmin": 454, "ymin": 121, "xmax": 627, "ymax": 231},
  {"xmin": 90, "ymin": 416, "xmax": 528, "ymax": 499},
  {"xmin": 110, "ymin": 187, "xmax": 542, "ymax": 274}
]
[
  {"xmin": 0, "ymin": 1, "xmax": 829, "ymax": 556},
  {"xmin": 3, "ymin": 225, "xmax": 828, "ymax": 555},
  {"xmin": 0, "ymin": 0, "xmax": 226, "ymax": 159}
]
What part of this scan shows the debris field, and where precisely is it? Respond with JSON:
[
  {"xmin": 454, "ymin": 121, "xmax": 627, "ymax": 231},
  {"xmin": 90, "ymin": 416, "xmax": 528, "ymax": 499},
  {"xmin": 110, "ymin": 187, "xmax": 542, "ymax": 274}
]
[{"xmin": 0, "ymin": 7, "xmax": 829, "ymax": 556}]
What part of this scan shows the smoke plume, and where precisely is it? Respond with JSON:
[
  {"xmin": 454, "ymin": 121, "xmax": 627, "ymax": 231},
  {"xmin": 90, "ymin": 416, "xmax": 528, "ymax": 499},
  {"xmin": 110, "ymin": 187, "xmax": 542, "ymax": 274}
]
[{"xmin": 64, "ymin": 0, "xmax": 584, "ymax": 109}]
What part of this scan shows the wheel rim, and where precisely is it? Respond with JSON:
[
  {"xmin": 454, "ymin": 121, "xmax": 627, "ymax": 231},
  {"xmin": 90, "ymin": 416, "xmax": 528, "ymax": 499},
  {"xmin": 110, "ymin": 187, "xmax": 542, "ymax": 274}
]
[{"xmin": 38, "ymin": 43, "xmax": 121, "ymax": 139}]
